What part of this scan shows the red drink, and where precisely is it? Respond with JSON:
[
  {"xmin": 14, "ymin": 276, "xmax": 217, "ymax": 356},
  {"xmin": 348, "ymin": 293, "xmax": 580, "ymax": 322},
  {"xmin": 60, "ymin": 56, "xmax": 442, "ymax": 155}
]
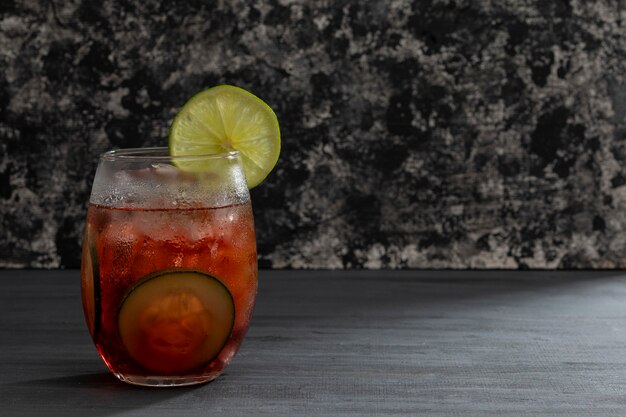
[{"xmin": 81, "ymin": 201, "xmax": 257, "ymax": 385}]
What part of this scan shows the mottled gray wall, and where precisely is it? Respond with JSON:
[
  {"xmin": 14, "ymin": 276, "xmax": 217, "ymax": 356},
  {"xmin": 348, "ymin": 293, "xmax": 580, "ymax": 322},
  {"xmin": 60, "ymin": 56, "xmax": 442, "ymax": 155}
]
[{"xmin": 1, "ymin": 0, "xmax": 625, "ymax": 269}]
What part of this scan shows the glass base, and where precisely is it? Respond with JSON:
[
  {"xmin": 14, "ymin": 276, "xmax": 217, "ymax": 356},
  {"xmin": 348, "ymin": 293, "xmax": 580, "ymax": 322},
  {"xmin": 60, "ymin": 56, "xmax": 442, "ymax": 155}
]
[{"xmin": 114, "ymin": 371, "xmax": 221, "ymax": 387}]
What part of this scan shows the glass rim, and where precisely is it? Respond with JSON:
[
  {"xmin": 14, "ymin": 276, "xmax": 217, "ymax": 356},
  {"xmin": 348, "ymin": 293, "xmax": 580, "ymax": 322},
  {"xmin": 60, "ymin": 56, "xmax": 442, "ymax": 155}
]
[{"xmin": 100, "ymin": 147, "xmax": 240, "ymax": 161}]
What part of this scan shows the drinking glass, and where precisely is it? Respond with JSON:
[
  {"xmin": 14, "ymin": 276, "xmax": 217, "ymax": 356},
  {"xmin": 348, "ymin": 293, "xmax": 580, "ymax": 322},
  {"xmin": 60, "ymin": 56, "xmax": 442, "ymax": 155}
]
[{"xmin": 80, "ymin": 147, "xmax": 257, "ymax": 387}]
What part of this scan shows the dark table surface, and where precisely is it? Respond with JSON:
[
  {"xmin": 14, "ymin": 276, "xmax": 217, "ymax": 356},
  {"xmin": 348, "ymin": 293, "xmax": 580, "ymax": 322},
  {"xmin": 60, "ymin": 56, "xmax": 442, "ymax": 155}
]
[{"xmin": 2, "ymin": 270, "xmax": 626, "ymax": 416}]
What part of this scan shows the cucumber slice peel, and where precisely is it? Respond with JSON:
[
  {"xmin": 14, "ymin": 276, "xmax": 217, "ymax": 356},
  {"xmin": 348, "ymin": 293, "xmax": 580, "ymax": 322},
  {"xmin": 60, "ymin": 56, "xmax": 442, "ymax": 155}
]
[{"xmin": 82, "ymin": 227, "xmax": 101, "ymax": 338}]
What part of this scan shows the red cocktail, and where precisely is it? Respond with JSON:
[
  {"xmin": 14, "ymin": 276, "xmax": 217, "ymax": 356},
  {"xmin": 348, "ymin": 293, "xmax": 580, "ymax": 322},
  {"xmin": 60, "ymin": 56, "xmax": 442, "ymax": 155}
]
[{"xmin": 81, "ymin": 148, "xmax": 257, "ymax": 386}]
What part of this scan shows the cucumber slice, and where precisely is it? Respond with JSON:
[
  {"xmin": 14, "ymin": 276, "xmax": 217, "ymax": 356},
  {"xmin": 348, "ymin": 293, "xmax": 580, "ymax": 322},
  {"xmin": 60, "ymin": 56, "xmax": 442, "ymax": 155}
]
[
  {"xmin": 118, "ymin": 270, "xmax": 235, "ymax": 375},
  {"xmin": 81, "ymin": 227, "xmax": 101, "ymax": 338}
]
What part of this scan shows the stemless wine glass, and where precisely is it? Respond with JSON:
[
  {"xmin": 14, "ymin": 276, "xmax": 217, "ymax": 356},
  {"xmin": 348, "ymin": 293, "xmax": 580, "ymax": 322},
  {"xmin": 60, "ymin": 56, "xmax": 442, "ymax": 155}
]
[{"xmin": 80, "ymin": 147, "xmax": 258, "ymax": 387}]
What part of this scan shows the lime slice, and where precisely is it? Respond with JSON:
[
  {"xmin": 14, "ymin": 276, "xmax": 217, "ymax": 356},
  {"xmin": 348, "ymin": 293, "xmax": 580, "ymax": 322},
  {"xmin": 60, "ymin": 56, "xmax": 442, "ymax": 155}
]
[
  {"xmin": 118, "ymin": 270, "xmax": 235, "ymax": 375},
  {"xmin": 169, "ymin": 85, "xmax": 281, "ymax": 188}
]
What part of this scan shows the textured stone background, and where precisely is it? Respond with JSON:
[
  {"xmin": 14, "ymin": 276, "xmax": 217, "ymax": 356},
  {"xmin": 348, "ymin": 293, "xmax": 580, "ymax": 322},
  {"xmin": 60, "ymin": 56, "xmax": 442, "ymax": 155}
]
[{"xmin": 1, "ymin": 0, "xmax": 625, "ymax": 269}]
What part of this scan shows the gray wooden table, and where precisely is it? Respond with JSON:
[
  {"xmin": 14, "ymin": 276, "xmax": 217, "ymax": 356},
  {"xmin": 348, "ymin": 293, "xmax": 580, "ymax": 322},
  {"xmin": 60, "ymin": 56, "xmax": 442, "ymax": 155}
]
[{"xmin": 1, "ymin": 270, "xmax": 626, "ymax": 416}]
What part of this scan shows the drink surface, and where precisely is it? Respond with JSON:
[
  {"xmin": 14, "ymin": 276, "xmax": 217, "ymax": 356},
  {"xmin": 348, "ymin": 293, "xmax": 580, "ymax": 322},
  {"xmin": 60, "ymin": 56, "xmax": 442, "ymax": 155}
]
[{"xmin": 81, "ymin": 201, "xmax": 257, "ymax": 378}]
